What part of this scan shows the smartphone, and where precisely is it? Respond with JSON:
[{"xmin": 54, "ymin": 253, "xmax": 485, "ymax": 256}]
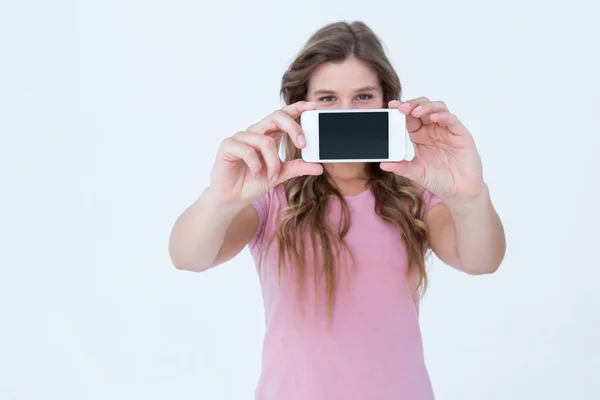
[{"xmin": 299, "ymin": 108, "xmax": 413, "ymax": 163}]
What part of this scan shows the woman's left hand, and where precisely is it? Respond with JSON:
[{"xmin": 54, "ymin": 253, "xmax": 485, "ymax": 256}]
[{"xmin": 381, "ymin": 98, "xmax": 486, "ymax": 203}]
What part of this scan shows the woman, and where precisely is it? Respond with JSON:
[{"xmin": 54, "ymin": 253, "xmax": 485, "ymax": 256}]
[{"xmin": 169, "ymin": 21, "xmax": 506, "ymax": 400}]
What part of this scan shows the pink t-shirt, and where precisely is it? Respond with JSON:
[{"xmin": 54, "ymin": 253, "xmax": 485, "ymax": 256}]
[{"xmin": 248, "ymin": 184, "xmax": 443, "ymax": 400}]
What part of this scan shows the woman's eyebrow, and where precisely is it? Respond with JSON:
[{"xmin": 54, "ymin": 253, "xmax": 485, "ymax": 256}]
[{"xmin": 312, "ymin": 86, "xmax": 379, "ymax": 96}]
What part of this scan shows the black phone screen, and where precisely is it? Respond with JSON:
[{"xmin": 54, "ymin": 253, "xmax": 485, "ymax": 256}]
[{"xmin": 318, "ymin": 111, "xmax": 389, "ymax": 160}]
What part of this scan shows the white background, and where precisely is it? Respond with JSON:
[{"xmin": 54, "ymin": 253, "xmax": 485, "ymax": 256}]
[{"xmin": 1, "ymin": 0, "xmax": 599, "ymax": 399}]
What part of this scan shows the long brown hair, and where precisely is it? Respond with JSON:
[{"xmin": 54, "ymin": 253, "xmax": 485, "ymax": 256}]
[{"xmin": 270, "ymin": 21, "xmax": 431, "ymax": 321}]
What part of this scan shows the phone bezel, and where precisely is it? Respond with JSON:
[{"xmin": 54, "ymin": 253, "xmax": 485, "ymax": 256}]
[{"xmin": 300, "ymin": 108, "xmax": 406, "ymax": 163}]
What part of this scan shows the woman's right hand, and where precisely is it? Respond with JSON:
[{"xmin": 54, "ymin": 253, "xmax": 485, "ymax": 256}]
[{"xmin": 208, "ymin": 101, "xmax": 324, "ymax": 206}]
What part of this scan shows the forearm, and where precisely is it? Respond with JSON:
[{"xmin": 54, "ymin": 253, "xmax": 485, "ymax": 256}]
[
  {"xmin": 169, "ymin": 187, "xmax": 246, "ymax": 271},
  {"xmin": 445, "ymin": 184, "xmax": 506, "ymax": 274}
]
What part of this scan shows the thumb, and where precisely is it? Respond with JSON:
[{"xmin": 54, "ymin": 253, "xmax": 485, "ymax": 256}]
[
  {"xmin": 278, "ymin": 159, "xmax": 324, "ymax": 182},
  {"xmin": 380, "ymin": 160, "xmax": 423, "ymax": 183}
]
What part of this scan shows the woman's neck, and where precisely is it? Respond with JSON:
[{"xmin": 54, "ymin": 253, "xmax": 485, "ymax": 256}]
[{"xmin": 324, "ymin": 163, "xmax": 369, "ymax": 196}]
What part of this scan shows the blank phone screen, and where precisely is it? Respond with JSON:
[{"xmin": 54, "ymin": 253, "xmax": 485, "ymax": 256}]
[{"xmin": 318, "ymin": 112, "xmax": 389, "ymax": 159}]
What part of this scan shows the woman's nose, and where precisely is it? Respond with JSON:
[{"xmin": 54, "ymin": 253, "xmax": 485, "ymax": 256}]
[{"xmin": 337, "ymin": 99, "xmax": 353, "ymax": 109}]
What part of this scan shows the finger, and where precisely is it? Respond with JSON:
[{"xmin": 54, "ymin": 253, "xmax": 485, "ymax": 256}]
[
  {"xmin": 380, "ymin": 160, "xmax": 424, "ymax": 184},
  {"xmin": 278, "ymin": 158, "xmax": 324, "ymax": 183},
  {"xmin": 393, "ymin": 97, "xmax": 430, "ymax": 133},
  {"xmin": 220, "ymin": 138, "xmax": 263, "ymax": 179},
  {"xmin": 394, "ymin": 97, "xmax": 430, "ymax": 115},
  {"xmin": 388, "ymin": 99, "xmax": 401, "ymax": 109},
  {"xmin": 403, "ymin": 99, "xmax": 449, "ymax": 127},
  {"xmin": 232, "ymin": 131, "xmax": 281, "ymax": 182},
  {"xmin": 429, "ymin": 112, "xmax": 470, "ymax": 136},
  {"xmin": 248, "ymin": 110, "xmax": 307, "ymax": 149},
  {"xmin": 280, "ymin": 101, "xmax": 318, "ymax": 119},
  {"xmin": 410, "ymin": 101, "xmax": 449, "ymax": 122},
  {"xmin": 247, "ymin": 101, "xmax": 317, "ymax": 146}
]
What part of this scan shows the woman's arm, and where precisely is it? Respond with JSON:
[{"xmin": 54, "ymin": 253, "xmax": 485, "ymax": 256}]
[
  {"xmin": 382, "ymin": 98, "xmax": 506, "ymax": 274},
  {"xmin": 169, "ymin": 101, "xmax": 323, "ymax": 273},
  {"xmin": 425, "ymin": 184, "xmax": 506, "ymax": 275},
  {"xmin": 169, "ymin": 187, "xmax": 258, "ymax": 272}
]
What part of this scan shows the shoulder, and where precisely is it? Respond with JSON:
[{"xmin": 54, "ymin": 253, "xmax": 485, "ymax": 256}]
[
  {"xmin": 412, "ymin": 184, "xmax": 444, "ymax": 219},
  {"xmin": 420, "ymin": 187, "xmax": 443, "ymax": 210}
]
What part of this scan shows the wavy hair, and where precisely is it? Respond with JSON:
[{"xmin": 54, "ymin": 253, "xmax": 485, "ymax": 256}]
[{"xmin": 269, "ymin": 21, "xmax": 431, "ymax": 321}]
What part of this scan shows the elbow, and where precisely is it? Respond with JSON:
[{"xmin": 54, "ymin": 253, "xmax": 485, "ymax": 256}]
[
  {"xmin": 171, "ymin": 257, "xmax": 211, "ymax": 272},
  {"xmin": 170, "ymin": 253, "xmax": 212, "ymax": 272},
  {"xmin": 171, "ymin": 259, "xmax": 196, "ymax": 272},
  {"xmin": 457, "ymin": 242, "xmax": 506, "ymax": 276},
  {"xmin": 463, "ymin": 263, "xmax": 500, "ymax": 276},
  {"xmin": 460, "ymin": 254, "xmax": 504, "ymax": 276},
  {"xmin": 170, "ymin": 252, "xmax": 195, "ymax": 272},
  {"xmin": 169, "ymin": 241, "xmax": 187, "ymax": 271},
  {"xmin": 168, "ymin": 234, "xmax": 207, "ymax": 272},
  {"xmin": 169, "ymin": 245, "xmax": 210, "ymax": 273}
]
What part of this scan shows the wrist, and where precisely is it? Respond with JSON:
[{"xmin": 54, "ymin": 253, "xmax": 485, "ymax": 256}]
[
  {"xmin": 201, "ymin": 186, "xmax": 249, "ymax": 218},
  {"xmin": 445, "ymin": 183, "xmax": 490, "ymax": 216}
]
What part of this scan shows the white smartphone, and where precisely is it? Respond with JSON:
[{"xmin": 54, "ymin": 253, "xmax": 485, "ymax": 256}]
[{"xmin": 299, "ymin": 108, "xmax": 413, "ymax": 163}]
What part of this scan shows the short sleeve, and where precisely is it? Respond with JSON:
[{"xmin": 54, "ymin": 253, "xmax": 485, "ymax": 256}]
[
  {"xmin": 248, "ymin": 190, "xmax": 271, "ymax": 251},
  {"xmin": 420, "ymin": 188, "xmax": 444, "ymax": 219}
]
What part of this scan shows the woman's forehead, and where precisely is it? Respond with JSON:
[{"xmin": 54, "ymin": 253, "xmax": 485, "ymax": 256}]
[{"xmin": 308, "ymin": 58, "xmax": 380, "ymax": 94}]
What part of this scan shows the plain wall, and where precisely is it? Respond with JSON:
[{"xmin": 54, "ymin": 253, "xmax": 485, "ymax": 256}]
[{"xmin": 1, "ymin": 0, "xmax": 599, "ymax": 399}]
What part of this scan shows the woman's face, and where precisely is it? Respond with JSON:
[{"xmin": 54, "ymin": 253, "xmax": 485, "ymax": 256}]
[{"xmin": 305, "ymin": 56, "xmax": 384, "ymax": 110}]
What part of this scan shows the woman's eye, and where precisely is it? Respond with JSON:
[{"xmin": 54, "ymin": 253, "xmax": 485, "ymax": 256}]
[
  {"xmin": 319, "ymin": 96, "xmax": 335, "ymax": 102},
  {"xmin": 357, "ymin": 94, "xmax": 373, "ymax": 100}
]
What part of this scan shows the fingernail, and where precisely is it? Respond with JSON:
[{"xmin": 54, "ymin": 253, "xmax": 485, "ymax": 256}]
[
  {"xmin": 271, "ymin": 174, "xmax": 278, "ymax": 183},
  {"xmin": 298, "ymin": 135, "xmax": 306, "ymax": 147},
  {"xmin": 400, "ymin": 102, "xmax": 410, "ymax": 108},
  {"xmin": 414, "ymin": 106, "xmax": 423, "ymax": 113}
]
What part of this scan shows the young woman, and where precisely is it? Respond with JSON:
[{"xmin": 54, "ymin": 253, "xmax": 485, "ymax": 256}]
[{"xmin": 169, "ymin": 21, "xmax": 506, "ymax": 400}]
